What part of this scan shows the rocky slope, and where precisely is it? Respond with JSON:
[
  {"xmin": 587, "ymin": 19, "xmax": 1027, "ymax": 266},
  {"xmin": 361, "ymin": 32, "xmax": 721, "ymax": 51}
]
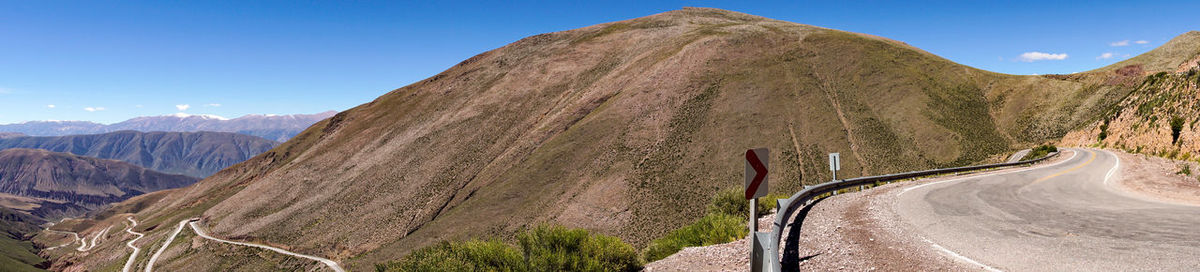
[
  {"xmin": 1063, "ymin": 31, "xmax": 1200, "ymax": 156},
  {"xmin": 0, "ymin": 111, "xmax": 336, "ymax": 142},
  {"xmin": 63, "ymin": 8, "xmax": 1157, "ymax": 270},
  {"xmin": 0, "ymin": 131, "xmax": 278, "ymax": 177},
  {"xmin": 0, "ymin": 149, "xmax": 196, "ymax": 210}
]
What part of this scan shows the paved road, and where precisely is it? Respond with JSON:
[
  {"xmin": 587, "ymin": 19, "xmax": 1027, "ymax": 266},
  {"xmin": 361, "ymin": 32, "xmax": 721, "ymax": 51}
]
[
  {"xmin": 188, "ymin": 221, "xmax": 345, "ymax": 272},
  {"xmin": 1006, "ymin": 149, "xmax": 1031, "ymax": 163},
  {"xmin": 897, "ymin": 148, "xmax": 1200, "ymax": 271}
]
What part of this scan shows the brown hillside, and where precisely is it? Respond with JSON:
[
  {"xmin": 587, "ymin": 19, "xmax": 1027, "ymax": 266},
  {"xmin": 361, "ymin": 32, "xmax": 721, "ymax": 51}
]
[
  {"xmin": 0, "ymin": 149, "xmax": 196, "ymax": 212},
  {"xmin": 65, "ymin": 8, "xmax": 1140, "ymax": 270},
  {"xmin": 0, "ymin": 131, "xmax": 279, "ymax": 178},
  {"xmin": 1095, "ymin": 31, "xmax": 1200, "ymax": 74}
]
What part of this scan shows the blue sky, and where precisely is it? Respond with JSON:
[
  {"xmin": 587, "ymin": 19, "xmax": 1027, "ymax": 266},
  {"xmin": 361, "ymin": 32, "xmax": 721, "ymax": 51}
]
[{"xmin": 1, "ymin": 1, "xmax": 1196, "ymax": 124}]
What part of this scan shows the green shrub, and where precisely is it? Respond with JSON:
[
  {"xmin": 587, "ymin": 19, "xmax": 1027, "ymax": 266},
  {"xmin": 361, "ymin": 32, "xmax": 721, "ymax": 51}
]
[
  {"xmin": 1020, "ymin": 144, "xmax": 1058, "ymax": 161},
  {"xmin": 641, "ymin": 212, "xmax": 746, "ymax": 262},
  {"xmin": 708, "ymin": 188, "xmax": 787, "ymax": 218},
  {"xmin": 377, "ymin": 226, "xmax": 640, "ymax": 272},
  {"xmin": 1098, "ymin": 120, "xmax": 1110, "ymax": 141},
  {"xmin": 376, "ymin": 240, "xmax": 524, "ymax": 272},
  {"xmin": 1171, "ymin": 116, "xmax": 1186, "ymax": 145},
  {"xmin": 1179, "ymin": 164, "xmax": 1193, "ymax": 176},
  {"xmin": 519, "ymin": 225, "xmax": 640, "ymax": 272},
  {"xmin": 641, "ymin": 189, "xmax": 789, "ymax": 263}
]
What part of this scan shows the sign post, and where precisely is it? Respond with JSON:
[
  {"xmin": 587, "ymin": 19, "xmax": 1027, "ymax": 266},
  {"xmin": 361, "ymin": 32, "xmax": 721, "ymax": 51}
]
[
  {"xmin": 745, "ymin": 148, "xmax": 768, "ymax": 272},
  {"xmin": 829, "ymin": 152, "xmax": 841, "ymax": 181}
]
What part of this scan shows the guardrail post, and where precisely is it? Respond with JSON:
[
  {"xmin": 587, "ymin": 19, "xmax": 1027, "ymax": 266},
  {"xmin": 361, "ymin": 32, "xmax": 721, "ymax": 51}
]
[{"xmin": 750, "ymin": 197, "xmax": 760, "ymax": 271}]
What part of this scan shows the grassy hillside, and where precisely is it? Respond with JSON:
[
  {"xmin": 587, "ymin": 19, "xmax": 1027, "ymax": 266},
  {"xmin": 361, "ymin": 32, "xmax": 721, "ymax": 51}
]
[
  {"xmin": 0, "ymin": 207, "xmax": 48, "ymax": 271},
  {"xmin": 59, "ymin": 8, "xmax": 1160, "ymax": 270}
]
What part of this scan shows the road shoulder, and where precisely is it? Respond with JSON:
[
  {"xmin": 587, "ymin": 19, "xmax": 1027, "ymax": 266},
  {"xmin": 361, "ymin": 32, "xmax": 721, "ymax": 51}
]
[{"xmin": 1107, "ymin": 150, "xmax": 1200, "ymax": 206}]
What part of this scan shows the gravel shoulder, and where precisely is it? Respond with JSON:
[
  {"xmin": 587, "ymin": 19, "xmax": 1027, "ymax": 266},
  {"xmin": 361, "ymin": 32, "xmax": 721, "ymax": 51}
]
[
  {"xmin": 646, "ymin": 153, "xmax": 1072, "ymax": 271},
  {"xmin": 1107, "ymin": 150, "xmax": 1200, "ymax": 206}
]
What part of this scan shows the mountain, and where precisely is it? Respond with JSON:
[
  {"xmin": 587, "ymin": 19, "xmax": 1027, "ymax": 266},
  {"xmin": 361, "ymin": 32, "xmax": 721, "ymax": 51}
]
[
  {"xmin": 0, "ymin": 131, "xmax": 279, "ymax": 177},
  {"xmin": 0, "ymin": 121, "xmax": 106, "ymax": 136},
  {"xmin": 0, "ymin": 111, "xmax": 336, "ymax": 142},
  {"xmin": 63, "ymin": 8, "xmax": 1186, "ymax": 270},
  {"xmin": 1063, "ymin": 32, "xmax": 1200, "ymax": 154},
  {"xmin": 0, "ymin": 149, "xmax": 197, "ymax": 210},
  {"xmin": 0, "ymin": 133, "xmax": 23, "ymax": 139},
  {"xmin": 0, "ymin": 149, "xmax": 192, "ymax": 269},
  {"xmin": 107, "ymin": 111, "xmax": 338, "ymax": 141}
]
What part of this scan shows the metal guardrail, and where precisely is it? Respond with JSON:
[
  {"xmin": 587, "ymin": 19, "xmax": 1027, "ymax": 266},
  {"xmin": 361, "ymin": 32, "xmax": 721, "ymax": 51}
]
[{"xmin": 755, "ymin": 151, "xmax": 1061, "ymax": 271}]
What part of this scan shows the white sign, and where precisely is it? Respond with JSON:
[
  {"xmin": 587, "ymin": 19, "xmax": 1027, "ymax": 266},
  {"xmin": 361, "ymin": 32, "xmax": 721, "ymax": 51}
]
[{"xmin": 829, "ymin": 153, "xmax": 841, "ymax": 171}]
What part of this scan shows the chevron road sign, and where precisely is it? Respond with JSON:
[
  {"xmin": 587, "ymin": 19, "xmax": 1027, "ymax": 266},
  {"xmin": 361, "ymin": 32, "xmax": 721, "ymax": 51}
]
[{"xmin": 745, "ymin": 148, "xmax": 769, "ymax": 199}]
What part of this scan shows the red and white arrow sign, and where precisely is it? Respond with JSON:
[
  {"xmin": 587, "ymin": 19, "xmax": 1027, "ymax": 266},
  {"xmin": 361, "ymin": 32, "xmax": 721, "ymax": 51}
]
[{"xmin": 745, "ymin": 148, "xmax": 768, "ymax": 200}]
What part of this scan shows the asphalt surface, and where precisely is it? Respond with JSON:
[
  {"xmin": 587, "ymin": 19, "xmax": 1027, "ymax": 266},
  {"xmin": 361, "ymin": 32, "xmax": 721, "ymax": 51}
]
[
  {"xmin": 897, "ymin": 148, "xmax": 1200, "ymax": 271},
  {"xmin": 1006, "ymin": 149, "xmax": 1031, "ymax": 163}
]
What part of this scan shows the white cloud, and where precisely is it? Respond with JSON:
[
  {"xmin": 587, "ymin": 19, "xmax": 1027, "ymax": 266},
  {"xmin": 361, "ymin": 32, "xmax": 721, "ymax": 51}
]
[
  {"xmin": 1018, "ymin": 51, "xmax": 1069, "ymax": 62},
  {"xmin": 83, "ymin": 107, "xmax": 106, "ymax": 112},
  {"xmin": 1110, "ymin": 40, "xmax": 1130, "ymax": 46},
  {"xmin": 1135, "ymin": 40, "xmax": 1149, "ymax": 44},
  {"xmin": 135, "ymin": 105, "xmax": 144, "ymax": 108},
  {"xmin": 175, "ymin": 104, "xmax": 190, "ymax": 111},
  {"xmin": 204, "ymin": 103, "xmax": 221, "ymax": 107},
  {"xmin": 46, "ymin": 104, "xmax": 56, "ymax": 108},
  {"xmin": 1097, "ymin": 52, "xmax": 1115, "ymax": 59}
]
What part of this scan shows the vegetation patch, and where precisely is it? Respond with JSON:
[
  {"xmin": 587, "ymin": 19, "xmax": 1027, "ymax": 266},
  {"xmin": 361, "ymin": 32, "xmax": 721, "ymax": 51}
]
[
  {"xmin": 376, "ymin": 225, "xmax": 640, "ymax": 272},
  {"xmin": 641, "ymin": 188, "xmax": 786, "ymax": 263},
  {"xmin": 1021, "ymin": 144, "xmax": 1058, "ymax": 161},
  {"xmin": 1170, "ymin": 116, "xmax": 1185, "ymax": 145}
]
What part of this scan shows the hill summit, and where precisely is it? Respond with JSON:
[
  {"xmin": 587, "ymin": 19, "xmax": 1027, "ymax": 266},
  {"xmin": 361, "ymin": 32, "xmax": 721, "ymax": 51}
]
[{"xmin": 61, "ymin": 8, "xmax": 1194, "ymax": 270}]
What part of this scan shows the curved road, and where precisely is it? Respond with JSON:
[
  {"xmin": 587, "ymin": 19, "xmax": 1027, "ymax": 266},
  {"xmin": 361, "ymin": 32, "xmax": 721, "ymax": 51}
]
[
  {"xmin": 188, "ymin": 221, "xmax": 346, "ymax": 272},
  {"xmin": 122, "ymin": 217, "xmax": 144, "ymax": 272},
  {"xmin": 897, "ymin": 148, "xmax": 1200, "ymax": 271},
  {"xmin": 145, "ymin": 219, "xmax": 192, "ymax": 272}
]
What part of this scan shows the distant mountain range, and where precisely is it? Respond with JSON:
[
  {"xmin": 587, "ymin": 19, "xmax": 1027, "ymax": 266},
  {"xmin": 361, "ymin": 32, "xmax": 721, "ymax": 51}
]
[
  {"xmin": 0, "ymin": 148, "xmax": 196, "ymax": 210},
  {"xmin": 0, "ymin": 111, "xmax": 335, "ymax": 142},
  {"xmin": 0, "ymin": 131, "xmax": 279, "ymax": 177}
]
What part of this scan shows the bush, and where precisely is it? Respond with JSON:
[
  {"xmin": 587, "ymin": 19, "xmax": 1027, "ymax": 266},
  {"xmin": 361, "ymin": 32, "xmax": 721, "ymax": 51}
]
[
  {"xmin": 708, "ymin": 188, "xmax": 787, "ymax": 218},
  {"xmin": 519, "ymin": 225, "xmax": 640, "ymax": 272},
  {"xmin": 641, "ymin": 212, "xmax": 746, "ymax": 262},
  {"xmin": 1098, "ymin": 120, "xmax": 1109, "ymax": 141},
  {"xmin": 377, "ymin": 226, "xmax": 640, "ymax": 272},
  {"xmin": 1020, "ymin": 144, "xmax": 1058, "ymax": 161},
  {"xmin": 1179, "ymin": 164, "xmax": 1193, "ymax": 176},
  {"xmin": 376, "ymin": 240, "xmax": 524, "ymax": 272},
  {"xmin": 1171, "ymin": 116, "xmax": 1186, "ymax": 145}
]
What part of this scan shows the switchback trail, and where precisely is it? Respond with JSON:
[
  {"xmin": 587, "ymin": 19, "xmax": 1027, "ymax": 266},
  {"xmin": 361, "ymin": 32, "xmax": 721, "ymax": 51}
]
[
  {"xmin": 145, "ymin": 219, "xmax": 192, "ymax": 272},
  {"xmin": 122, "ymin": 217, "xmax": 144, "ymax": 272},
  {"xmin": 188, "ymin": 221, "xmax": 346, "ymax": 272},
  {"xmin": 42, "ymin": 229, "xmax": 81, "ymax": 251}
]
